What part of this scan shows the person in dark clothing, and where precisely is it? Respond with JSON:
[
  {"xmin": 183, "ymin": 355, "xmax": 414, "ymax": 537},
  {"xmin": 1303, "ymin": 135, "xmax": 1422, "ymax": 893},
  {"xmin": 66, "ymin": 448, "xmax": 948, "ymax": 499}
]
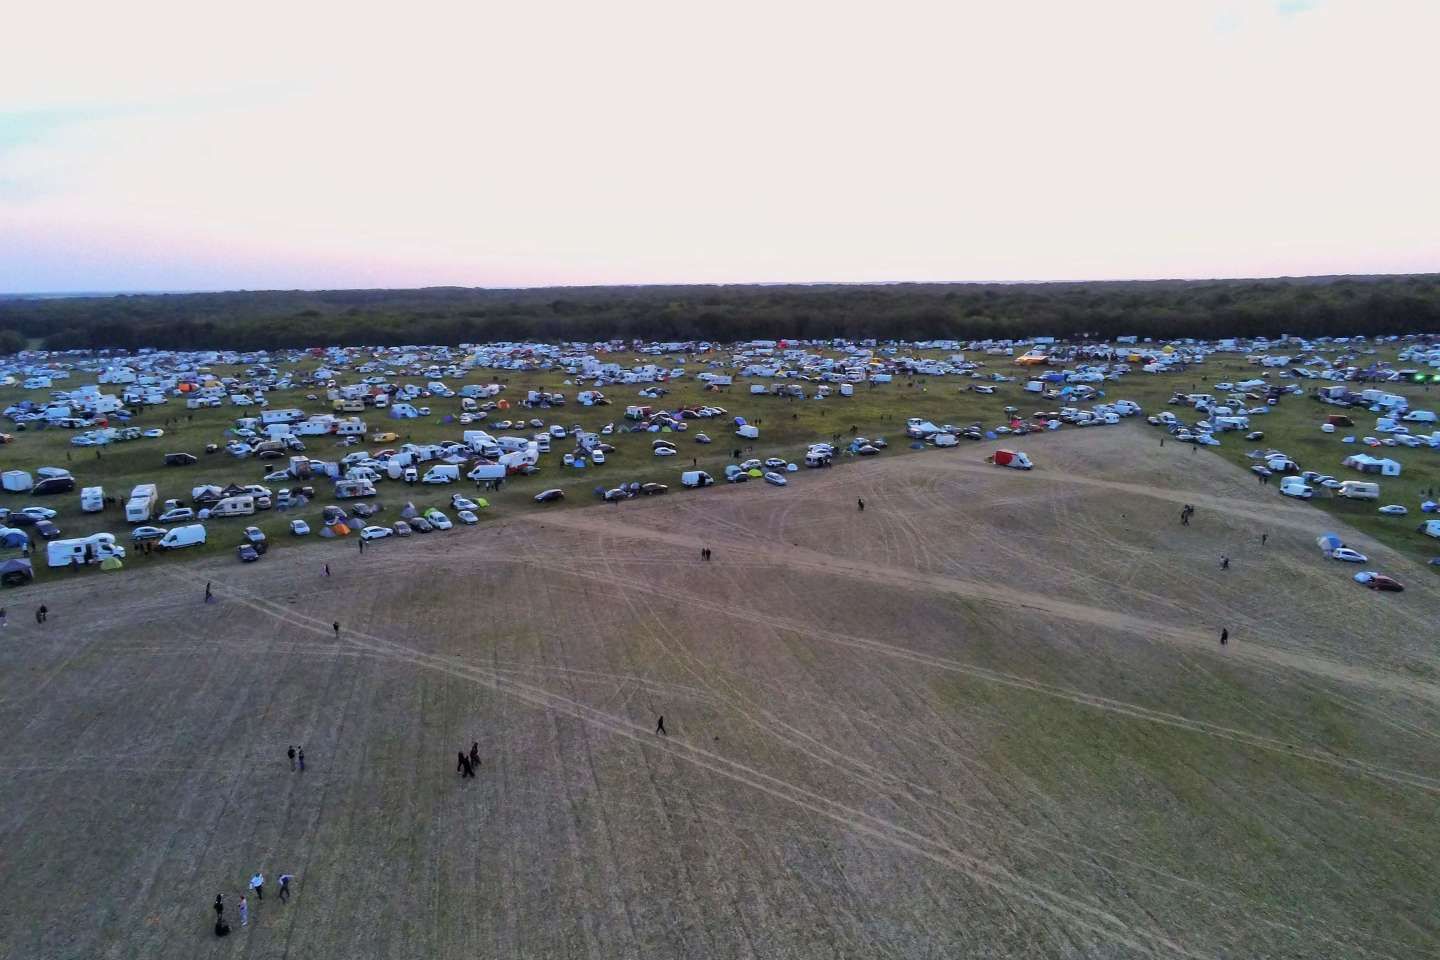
[
  {"xmin": 1261, "ymin": 533, "xmax": 1268, "ymax": 546},
  {"xmin": 656, "ymin": 715, "xmax": 667, "ymax": 736},
  {"xmin": 1220, "ymin": 629, "xmax": 1229, "ymax": 646},
  {"xmin": 1221, "ymin": 556, "xmax": 1230, "ymax": 570},
  {"xmin": 214, "ymin": 894, "xmax": 225, "ymax": 917},
  {"xmin": 297, "ymin": 747, "xmax": 305, "ymax": 771},
  {"xmin": 288, "ymin": 745, "xmax": 296, "ymax": 770},
  {"xmin": 204, "ymin": 583, "xmax": 213, "ymax": 603},
  {"xmin": 470, "ymin": 742, "xmax": 480, "ymax": 769},
  {"xmin": 857, "ymin": 498, "xmax": 865, "ymax": 512},
  {"xmin": 332, "ymin": 621, "xmax": 340, "ymax": 638},
  {"xmin": 457, "ymin": 751, "xmax": 467, "ymax": 775},
  {"xmin": 359, "ymin": 538, "xmax": 365, "ymax": 553},
  {"xmin": 36, "ymin": 605, "xmax": 47, "ymax": 624}
]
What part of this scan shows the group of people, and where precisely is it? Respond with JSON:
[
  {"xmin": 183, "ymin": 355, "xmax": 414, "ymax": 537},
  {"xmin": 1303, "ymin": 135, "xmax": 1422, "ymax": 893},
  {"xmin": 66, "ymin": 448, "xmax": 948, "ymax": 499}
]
[
  {"xmin": 699, "ymin": 547, "xmax": 713, "ymax": 561},
  {"xmin": 212, "ymin": 873, "xmax": 295, "ymax": 936},
  {"xmin": 456, "ymin": 741, "xmax": 481, "ymax": 778}
]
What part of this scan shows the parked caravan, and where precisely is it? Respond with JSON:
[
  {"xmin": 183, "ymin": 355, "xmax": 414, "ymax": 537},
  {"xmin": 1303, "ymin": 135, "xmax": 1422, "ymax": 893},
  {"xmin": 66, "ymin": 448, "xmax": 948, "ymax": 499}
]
[
  {"xmin": 1337, "ymin": 481, "xmax": 1380, "ymax": 501},
  {"xmin": 2, "ymin": 470, "xmax": 33, "ymax": 492},
  {"xmin": 210, "ymin": 495, "xmax": 257, "ymax": 517},
  {"xmin": 158, "ymin": 524, "xmax": 207, "ymax": 549},
  {"xmin": 334, "ymin": 479, "xmax": 377, "ymax": 499},
  {"xmin": 47, "ymin": 533, "xmax": 126, "ymax": 568},
  {"xmin": 81, "ymin": 486, "xmax": 105, "ymax": 512},
  {"xmin": 126, "ymin": 483, "xmax": 159, "ymax": 522}
]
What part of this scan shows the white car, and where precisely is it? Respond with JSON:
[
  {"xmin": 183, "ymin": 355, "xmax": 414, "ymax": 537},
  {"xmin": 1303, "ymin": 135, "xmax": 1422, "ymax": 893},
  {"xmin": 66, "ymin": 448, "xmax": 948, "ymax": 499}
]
[
  {"xmin": 360, "ymin": 525, "xmax": 392, "ymax": 541},
  {"xmin": 142, "ymin": 428, "xmax": 165, "ymax": 438},
  {"xmin": 450, "ymin": 495, "xmax": 478, "ymax": 511},
  {"xmin": 654, "ymin": 446, "xmax": 677, "ymax": 456},
  {"xmin": 457, "ymin": 509, "xmax": 479, "ymax": 525},
  {"xmin": 263, "ymin": 470, "xmax": 290, "ymax": 482},
  {"xmin": 1378, "ymin": 504, "xmax": 1408, "ymax": 516},
  {"xmin": 243, "ymin": 526, "xmax": 267, "ymax": 544},
  {"xmin": 591, "ymin": 450, "xmax": 606, "ymax": 464},
  {"xmin": 289, "ymin": 519, "xmax": 310, "ymax": 536},
  {"xmin": 763, "ymin": 471, "xmax": 788, "ymax": 486},
  {"xmin": 427, "ymin": 512, "xmax": 453, "ymax": 530},
  {"xmin": 19, "ymin": 506, "xmax": 58, "ymax": 521},
  {"xmin": 157, "ymin": 507, "xmax": 195, "ymax": 524},
  {"xmin": 1331, "ymin": 547, "xmax": 1368, "ymax": 563}
]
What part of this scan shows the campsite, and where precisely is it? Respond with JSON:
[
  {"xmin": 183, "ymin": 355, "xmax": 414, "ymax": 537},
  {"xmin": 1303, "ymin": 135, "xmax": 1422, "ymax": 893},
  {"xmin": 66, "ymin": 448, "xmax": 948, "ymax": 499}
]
[{"xmin": 1, "ymin": 334, "xmax": 1439, "ymax": 957}]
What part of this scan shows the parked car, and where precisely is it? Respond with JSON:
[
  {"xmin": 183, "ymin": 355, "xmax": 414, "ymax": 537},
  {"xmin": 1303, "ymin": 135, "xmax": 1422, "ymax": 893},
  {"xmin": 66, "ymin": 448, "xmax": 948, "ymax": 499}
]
[
  {"xmin": 31, "ymin": 476, "xmax": 75, "ymax": 496},
  {"xmin": 639, "ymin": 483, "xmax": 668, "ymax": 496},
  {"xmin": 457, "ymin": 509, "xmax": 479, "ymax": 524},
  {"xmin": 131, "ymin": 526, "xmax": 167, "ymax": 542},
  {"xmin": 1354, "ymin": 571, "xmax": 1404, "ymax": 592},
  {"xmin": 237, "ymin": 544, "xmax": 260, "ymax": 562},
  {"xmin": 391, "ymin": 521, "xmax": 412, "ymax": 536},
  {"xmin": 18, "ymin": 506, "xmax": 58, "ymax": 521},
  {"xmin": 34, "ymin": 520, "xmax": 61, "ymax": 539},
  {"xmin": 534, "ymin": 489, "xmax": 565, "ymax": 503},
  {"xmin": 1331, "ymin": 547, "xmax": 1368, "ymax": 563},
  {"xmin": 653, "ymin": 446, "xmax": 676, "ymax": 457},
  {"xmin": 352, "ymin": 502, "xmax": 381, "ymax": 518},
  {"xmin": 360, "ymin": 525, "xmax": 392, "ymax": 541},
  {"xmin": 451, "ymin": 495, "xmax": 479, "ymax": 511},
  {"xmin": 427, "ymin": 511, "xmax": 453, "ymax": 530},
  {"xmin": 1378, "ymin": 504, "xmax": 1408, "ymax": 516},
  {"xmin": 157, "ymin": 507, "xmax": 195, "ymax": 524},
  {"xmin": 289, "ymin": 519, "xmax": 310, "ymax": 536},
  {"xmin": 763, "ymin": 472, "xmax": 787, "ymax": 486},
  {"xmin": 242, "ymin": 526, "xmax": 266, "ymax": 544},
  {"xmin": 409, "ymin": 516, "xmax": 434, "ymax": 533}
]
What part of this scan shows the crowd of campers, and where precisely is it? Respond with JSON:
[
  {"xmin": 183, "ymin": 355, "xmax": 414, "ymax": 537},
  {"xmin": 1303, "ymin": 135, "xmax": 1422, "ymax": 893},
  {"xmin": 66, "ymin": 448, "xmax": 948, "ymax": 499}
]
[{"xmin": 2, "ymin": 332, "xmax": 1438, "ymax": 582}]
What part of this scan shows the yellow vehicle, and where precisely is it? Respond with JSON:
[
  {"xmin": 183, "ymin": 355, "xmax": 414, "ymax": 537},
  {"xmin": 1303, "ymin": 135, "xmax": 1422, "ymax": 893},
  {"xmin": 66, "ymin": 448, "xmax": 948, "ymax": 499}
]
[
  {"xmin": 370, "ymin": 431, "xmax": 399, "ymax": 443},
  {"xmin": 1016, "ymin": 350, "xmax": 1050, "ymax": 367}
]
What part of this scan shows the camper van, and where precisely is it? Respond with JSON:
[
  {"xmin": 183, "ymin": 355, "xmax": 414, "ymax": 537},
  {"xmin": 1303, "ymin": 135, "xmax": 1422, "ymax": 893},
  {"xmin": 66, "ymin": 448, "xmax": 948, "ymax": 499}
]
[
  {"xmin": 1337, "ymin": 481, "xmax": 1380, "ymax": 501},
  {"xmin": 422, "ymin": 465, "xmax": 459, "ymax": 484},
  {"xmin": 126, "ymin": 483, "xmax": 159, "ymax": 522},
  {"xmin": 210, "ymin": 495, "xmax": 257, "ymax": 517},
  {"xmin": 81, "ymin": 486, "xmax": 105, "ymax": 513},
  {"xmin": 158, "ymin": 524, "xmax": 207, "ymax": 550},
  {"xmin": 334, "ymin": 479, "xmax": 377, "ymax": 499},
  {"xmin": 47, "ymin": 533, "xmax": 126, "ymax": 568}
]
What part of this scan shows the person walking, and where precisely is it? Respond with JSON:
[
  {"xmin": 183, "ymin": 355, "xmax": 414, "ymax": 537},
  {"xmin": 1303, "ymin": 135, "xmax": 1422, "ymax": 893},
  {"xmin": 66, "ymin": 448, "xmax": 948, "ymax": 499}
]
[
  {"xmin": 359, "ymin": 537, "xmax": 365, "ymax": 554},
  {"xmin": 1261, "ymin": 533, "xmax": 1268, "ymax": 547},
  {"xmin": 0, "ymin": 607, "xmax": 6, "ymax": 629},
  {"xmin": 204, "ymin": 582, "xmax": 213, "ymax": 603},
  {"xmin": 332, "ymin": 621, "xmax": 340, "ymax": 638},
  {"xmin": 288, "ymin": 745, "xmax": 296, "ymax": 771},
  {"xmin": 1220, "ymin": 628, "xmax": 1229, "ymax": 647},
  {"xmin": 239, "ymin": 896, "xmax": 248, "ymax": 927},
  {"xmin": 1221, "ymin": 556, "xmax": 1230, "ymax": 570},
  {"xmin": 249, "ymin": 872, "xmax": 265, "ymax": 900},
  {"xmin": 36, "ymin": 604, "xmax": 47, "ymax": 624},
  {"xmin": 656, "ymin": 715, "xmax": 667, "ymax": 736},
  {"xmin": 214, "ymin": 894, "xmax": 225, "ymax": 918},
  {"xmin": 323, "ymin": 563, "xmax": 330, "ymax": 577},
  {"xmin": 470, "ymin": 742, "xmax": 480, "ymax": 770},
  {"xmin": 297, "ymin": 747, "xmax": 305, "ymax": 772},
  {"xmin": 457, "ymin": 751, "xmax": 467, "ymax": 775},
  {"xmin": 278, "ymin": 874, "xmax": 294, "ymax": 903}
]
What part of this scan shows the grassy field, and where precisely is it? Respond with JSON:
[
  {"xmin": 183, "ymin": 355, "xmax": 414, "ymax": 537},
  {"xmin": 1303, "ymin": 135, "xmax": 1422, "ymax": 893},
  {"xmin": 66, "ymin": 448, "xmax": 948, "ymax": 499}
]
[
  {"xmin": 1, "ymin": 425, "xmax": 1436, "ymax": 958},
  {"xmin": 2, "ymin": 347, "xmax": 1437, "ymax": 585}
]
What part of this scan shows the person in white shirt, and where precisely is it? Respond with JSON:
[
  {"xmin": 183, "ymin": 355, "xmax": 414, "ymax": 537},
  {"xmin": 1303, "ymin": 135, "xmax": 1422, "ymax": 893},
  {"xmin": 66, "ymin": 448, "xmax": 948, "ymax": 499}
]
[{"xmin": 249, "ymin": 872, "xmax": 264, "ymax": 900}]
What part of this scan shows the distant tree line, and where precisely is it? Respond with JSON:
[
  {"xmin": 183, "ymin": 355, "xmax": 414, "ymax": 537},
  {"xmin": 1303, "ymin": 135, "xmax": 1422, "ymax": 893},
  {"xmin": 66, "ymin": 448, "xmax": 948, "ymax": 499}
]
[{"xmin": 2, "ymin": 276, "xmax": 1439, "ymax": 353}]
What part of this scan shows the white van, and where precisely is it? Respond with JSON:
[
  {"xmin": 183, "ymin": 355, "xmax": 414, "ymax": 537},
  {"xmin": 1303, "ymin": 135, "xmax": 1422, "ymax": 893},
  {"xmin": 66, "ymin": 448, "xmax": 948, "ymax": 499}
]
[
  {"xmin": 210, "ymin": 495, "xmax": 257, "ymax": 517},
  {"xmin": 81, "ymin": 486, "xmax": 105, "ymax": 513},
  {"xmin": 159, "ymin": 524, "xmax": 207, "ymax": 550},
  {"xmin": 1337, "ymin": 481, "xmax": 1380, "ymax": 501},
  {"xmin": 681, "ymin": 470, "xmax": 714, "ymax": 488},
  {"xmin": 422, "ymin": 464, "xmax": 459, "ymax": 484},
  {"xmin": 467, "ymin": 462, "xmax": 506, "ymax": 482}
]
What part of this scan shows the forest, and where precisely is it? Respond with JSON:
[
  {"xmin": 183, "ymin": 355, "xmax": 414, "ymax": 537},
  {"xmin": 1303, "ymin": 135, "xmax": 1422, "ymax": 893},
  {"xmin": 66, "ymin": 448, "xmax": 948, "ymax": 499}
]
[{"xmin": 2, "ymin": 275, "xmax": 1439, "ymax": 351}]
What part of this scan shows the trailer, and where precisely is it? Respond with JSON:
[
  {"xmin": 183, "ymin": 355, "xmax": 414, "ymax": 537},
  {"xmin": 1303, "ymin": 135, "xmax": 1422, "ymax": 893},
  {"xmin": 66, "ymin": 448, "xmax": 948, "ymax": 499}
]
[{"xmin": 126, "ymin": 483, "xmax": 159, "ymax": 522}]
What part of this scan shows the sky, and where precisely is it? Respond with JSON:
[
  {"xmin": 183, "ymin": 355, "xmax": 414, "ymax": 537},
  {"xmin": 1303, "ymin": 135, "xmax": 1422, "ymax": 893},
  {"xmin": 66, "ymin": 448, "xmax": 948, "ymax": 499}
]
[{"xmin": 1, "ymin": 0, "xmax": 1436, "ymax": 293}]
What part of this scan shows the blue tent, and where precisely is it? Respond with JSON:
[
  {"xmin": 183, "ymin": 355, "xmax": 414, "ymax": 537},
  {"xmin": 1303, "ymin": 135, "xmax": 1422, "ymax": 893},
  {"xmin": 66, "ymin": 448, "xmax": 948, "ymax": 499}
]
[
  {"xmin": 0, "ymin": 529, "xmax": 28, "ymax": 549},
  {"xmin": 1316, "ymin": 533, "xmax": 1342, "ymax": 553}
]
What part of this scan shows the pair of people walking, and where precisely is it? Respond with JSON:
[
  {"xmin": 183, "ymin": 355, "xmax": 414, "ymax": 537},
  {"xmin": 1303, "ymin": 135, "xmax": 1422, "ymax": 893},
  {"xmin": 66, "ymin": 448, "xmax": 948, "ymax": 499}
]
[
  {"xmin": 457, "ymin": 741, "xmax": 480, "ymax": 778},
  {"xmin": 700, "ymin": 547, "xmax": 712, "ymax": 561},
  {"xmin": 287, "ymin": 745, "xmax": 305, "ymax": 771}
]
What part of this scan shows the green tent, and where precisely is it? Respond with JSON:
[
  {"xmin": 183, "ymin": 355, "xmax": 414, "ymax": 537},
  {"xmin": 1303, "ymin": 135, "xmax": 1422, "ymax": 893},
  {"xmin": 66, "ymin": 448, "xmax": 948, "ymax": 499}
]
[{"xmin": 100, "ymin": 556, "xmax": 124, "ymax": 571}]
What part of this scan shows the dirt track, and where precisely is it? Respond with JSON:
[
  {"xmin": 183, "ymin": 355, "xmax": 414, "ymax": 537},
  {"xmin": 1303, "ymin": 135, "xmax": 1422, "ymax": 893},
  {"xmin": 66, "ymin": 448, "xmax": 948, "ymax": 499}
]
[{"xmin": 2, "ymin": 426, "xmax": 1437, "ymax": 958}]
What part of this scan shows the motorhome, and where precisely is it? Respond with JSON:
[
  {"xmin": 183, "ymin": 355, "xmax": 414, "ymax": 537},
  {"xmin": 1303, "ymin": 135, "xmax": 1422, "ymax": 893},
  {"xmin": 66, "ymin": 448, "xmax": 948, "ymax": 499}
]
[
  {"xmin": 1337, "ymin": 481, "xmax": 1380, "ymax": 501},
  {"xmin": 334, "ymin": 479, "xmax": 377, "ymax": 499},
  {"xmin": 80, "ymin": 486, "xmax": 105, "ymax": 512},
  {"xmin": 126, "ymin": 483, "xmax": 159, "ymax": 522},
  {"xmin": 47, "ymin": 534, "xmax": 126, "ymax": 568}
]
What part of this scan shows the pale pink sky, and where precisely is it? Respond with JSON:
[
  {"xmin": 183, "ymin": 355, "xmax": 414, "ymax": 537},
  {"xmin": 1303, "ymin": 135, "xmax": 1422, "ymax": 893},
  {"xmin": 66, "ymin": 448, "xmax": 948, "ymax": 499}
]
[{"xmin": 1, "ymin": 1, "xmax": 1436, "ymax": 292}]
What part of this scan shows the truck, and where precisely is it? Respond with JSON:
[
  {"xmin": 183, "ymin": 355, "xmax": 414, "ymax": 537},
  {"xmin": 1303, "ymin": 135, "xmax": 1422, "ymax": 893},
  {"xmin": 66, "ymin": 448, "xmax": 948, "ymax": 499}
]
[
  {"xmin": 47, "ymin": 533, "xmax": 127, "ymax": 568},
  {"xmin": 126, "ymin": 483, "xmax": 159, "ymax": 522},
  {"xmin": 81, "ymin": 486, "xmax": 105, "ymax": 513}
]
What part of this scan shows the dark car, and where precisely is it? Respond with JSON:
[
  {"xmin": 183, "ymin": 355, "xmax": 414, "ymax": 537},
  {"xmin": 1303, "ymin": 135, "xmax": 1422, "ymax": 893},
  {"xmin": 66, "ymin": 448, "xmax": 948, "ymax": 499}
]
[
  {"xmin": 31, "ymin": 476, "xmax": 76, "ymax": 496},
  {"xmin": 237, "ymin": 544, "xmax": 260, "ymax": 562},
  {"xmin": 1366, "ymin": 574, "xmax": 1405, "ymax": 592},
  {"xmin": 6, "ymin": 512, "xmax": 37, "ymax": 528},
  {"xmin": 352, "ymin": 502, "xmax": 380, "ymax": 518},
  {"xmin": 409, "ymin": 516, "xmax": 434, "ymax": 533},
  {"xmin": 640, "ymin": 483, "xmax": 668, "ymax": 496},
  {"xmin": 533, "ymin": 489, "xmax": 565, "ymax": 503},
  {"xmin": 34, "ymin": 520, "xmax": 61, "ymax": 540},
  {"xmin": 164, "ymin": 452, "xmax": 198, "ymax": 466}
]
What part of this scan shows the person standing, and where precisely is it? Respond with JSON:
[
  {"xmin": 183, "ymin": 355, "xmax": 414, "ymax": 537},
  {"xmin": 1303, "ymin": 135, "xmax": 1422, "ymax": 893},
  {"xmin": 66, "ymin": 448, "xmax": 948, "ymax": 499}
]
[
  {"xmin": 470, "ymin": 742, "xmax": 480, "ymax": 770},
  {"xmin": 297, "ymin": 747, "xmax": 305, "ymax": 772},
  {"xmin": 214, "ymin": 894, "xmax": 225, "ymax": 918},
  {"xmin": 250, "ymin": 872, "xmax": 264, "ymax": 900},
  {"xmin": 332, "ymin": 621, "xmax": 340, "ymax": 638},
  {"xmin": 0, "ymin": 607, "xmax": 6, "ymax": 629},
  {"xmin": 239, "ymin": 896, "xmax": 248, "ymax": 927},
  {"xmin": 36, "ymin": 604, "xmax": 47, "ymax": 624},
  {"xmin": 278, "ymin": 874, "xmax": 294, "ymax": 903},
  {"xmin": 1220, "ymin": 628, "xmax": 1229, "ymax": 647},
  {"xmin": 359, "ymin": 538, "xmax": 365, "ymax": 554},
  {"xmin": 287, "ymin": 745, "xmax": 296, "ymax": 771},
  {"xmin": 857, "ymin": 498, "xmax": 865, "ymax": 512},
  {"xmin": 1261, "ymin": 533, "xmax": 1268, "ymax": 547}
]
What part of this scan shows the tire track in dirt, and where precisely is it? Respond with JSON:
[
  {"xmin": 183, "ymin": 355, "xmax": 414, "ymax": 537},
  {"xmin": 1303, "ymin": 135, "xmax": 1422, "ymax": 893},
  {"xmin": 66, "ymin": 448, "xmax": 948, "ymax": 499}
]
[{"xmin": 172, "ymin": 570, "xmax": 1215, "ymax": 960}]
